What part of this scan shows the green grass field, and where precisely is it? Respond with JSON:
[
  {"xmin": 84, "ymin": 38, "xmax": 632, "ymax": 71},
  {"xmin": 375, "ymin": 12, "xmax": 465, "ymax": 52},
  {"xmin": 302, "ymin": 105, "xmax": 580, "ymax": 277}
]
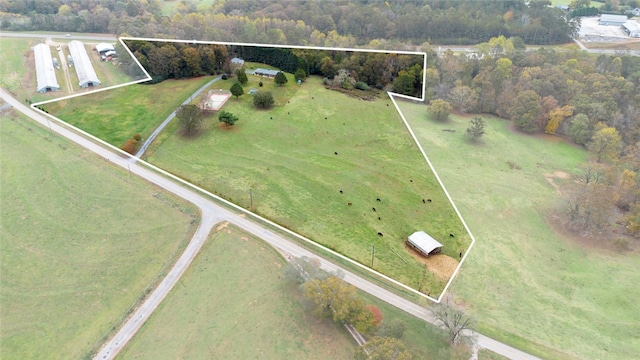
[
  {"xmin": 399, "ymin": 101, "xmax": 640, "ymax": 360},
  {"xmin": 0, "ymin": 38, "xmax": 38, "ymax": 100},
  {"xmin": 0, "ymin": 111, "xmax": 198, "ymax": 359},
  {"xmin": 142, "ymin": 75, "xmax": 471, "ymax": 296},
  {"xmin": 118, "ymin": 225, "xmax": 357, "ymax": 359},
  {"xmin": 40, "ymin": 76, "xmax": 215, "ymax": 148}
]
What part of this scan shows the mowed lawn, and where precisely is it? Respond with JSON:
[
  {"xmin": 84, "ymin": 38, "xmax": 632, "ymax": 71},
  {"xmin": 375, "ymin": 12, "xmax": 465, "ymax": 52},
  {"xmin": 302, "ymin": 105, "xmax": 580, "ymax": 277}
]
[
  {"xmin": 399, "ymin": 101, "xmax": 640, "ymax": 360},
  {"xmin": 41, "ymin": 76, "xmax": 215, "ymax": 148},
  {"xmin": 146, "ymin": 75, "xmax": 471, "ymax": 296},
  {"xmin": 0, "ymin": 112, "xmax": 198, "ymax": 359},
  {"xmin": 118, "ymin": 225, "xmax": 356, "ymax": 359}
]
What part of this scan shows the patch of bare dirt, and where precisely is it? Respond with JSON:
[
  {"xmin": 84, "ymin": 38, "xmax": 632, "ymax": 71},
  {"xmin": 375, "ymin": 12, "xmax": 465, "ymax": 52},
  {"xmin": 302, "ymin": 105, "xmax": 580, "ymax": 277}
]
[
  {"xmin": 215, "ymin": 221, "xmax": 229, "ymax": 231},
  {"xmin": 544, "ymin": 171, "xmax": 570, "ymax": 196},
  {"xmin": 405, "ymin": 245, "xmax": 459, "ymax": 281}
]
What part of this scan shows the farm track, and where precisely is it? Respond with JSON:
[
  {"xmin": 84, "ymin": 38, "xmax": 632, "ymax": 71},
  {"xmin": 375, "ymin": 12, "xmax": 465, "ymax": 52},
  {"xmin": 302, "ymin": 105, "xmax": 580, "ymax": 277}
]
[{"xmin": 1, "ymin": 88, "xmax": 541, "ymax": 360}]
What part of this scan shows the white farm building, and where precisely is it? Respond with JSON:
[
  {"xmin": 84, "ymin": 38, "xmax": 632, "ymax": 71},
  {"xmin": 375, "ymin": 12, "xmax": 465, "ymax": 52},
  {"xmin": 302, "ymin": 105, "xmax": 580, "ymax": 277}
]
[
  {"xmin": 68, "ymin": 40, "xmax": 101, "ymax": 88},
  {"xmin": 599, "ymin": 14, "xmax": 628, "ymax": 26},
  {"xmin": 407, "ymin": 231, "xmax": 443, "ymax": 257},
  {"xmin": 95, "ymin": 43, "xmax": 115, "ymax": 55},
  {"xmin": 623, "ymin": 21, "xmax": 640, "ymax": 38},
  {"xmin": 33, "ymin": 43, "xmax": 60, "ymax": 93}
]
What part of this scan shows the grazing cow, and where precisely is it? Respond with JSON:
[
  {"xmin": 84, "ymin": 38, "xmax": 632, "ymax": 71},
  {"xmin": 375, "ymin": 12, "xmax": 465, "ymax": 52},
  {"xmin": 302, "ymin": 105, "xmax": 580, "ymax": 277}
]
[
  {"xmin": 449, "ymin": 233, "xmax": 455, "ymax": 238},
  {"xmin": 378, "ymin": 217, "xmax": 381, "ymax": 221},
  {"xmin": 410, "ymin": 179, "xmax": 413, "ymax": 182},
  {"xmin": 312, "ymin": 97, "xmax": 315, "ymax": 99},
  {"xmin": 427, "ymin": 199, "xmax": 432, "ymax": 203},
  {"xmin": 386, "ymin": 104, "xmax": 389, "ymax": 106},
  {"xmin": 335, "ymin": 151, "xmax": 338, "ymax": 155},
  {"xmin": 288, "ymin": 112, "xmax": 290, "ymax": 115},
  {"xmin": 347, "ymin": 202, "xmax": 352, "ymax": 206},
  {"xmin": 339, "ymin": 190, "xmax": 343, "ymax": 194},
  {"xmin": 270, "ymin": 117, "xmax": 273, "ymax": 120},
  {"xmin": 459, "ymin": 252, "xmax": 462, "ymax": 258},
  {"xmin": 376, "ymin": 197, "xmax": 381, "ymax": 202},
  {"xmin": 422, "ymin": 198, "xmax": 426, "ymax": 204},
  {"xmin": 372, "ymin": 207, "xmax": 376, "ymax": 212},
  {"xmin": 377, "ymin": 232, "xmax": 383, "ymax": 237},
  {"xmin": 325, "ymin": 117, "xmax": 327, "ymax": 119}
]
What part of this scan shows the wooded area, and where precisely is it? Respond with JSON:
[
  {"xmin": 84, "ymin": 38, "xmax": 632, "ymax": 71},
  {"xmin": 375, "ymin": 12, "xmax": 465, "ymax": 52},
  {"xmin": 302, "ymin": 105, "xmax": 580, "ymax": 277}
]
[{"xmin": 1, "ymin": 0, "xmax": 588, "ymax": 46}]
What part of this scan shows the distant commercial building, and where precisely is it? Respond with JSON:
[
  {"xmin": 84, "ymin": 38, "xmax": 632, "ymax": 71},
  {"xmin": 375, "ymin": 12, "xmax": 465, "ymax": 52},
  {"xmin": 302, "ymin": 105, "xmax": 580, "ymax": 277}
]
[
  {"xmin": 622, "ymin": 21, "xmax": 640, "ymax": 37},
  {"xmin": 68, "ymin": 40, "xmax": 101, "ymax": 88},
  {"xmin": 33, "ymin": 43, "xmax": 60, "ymax": 93},
  {"xmin": 599, "ymin": 14, "xmax": 628, "ymax": 26}
]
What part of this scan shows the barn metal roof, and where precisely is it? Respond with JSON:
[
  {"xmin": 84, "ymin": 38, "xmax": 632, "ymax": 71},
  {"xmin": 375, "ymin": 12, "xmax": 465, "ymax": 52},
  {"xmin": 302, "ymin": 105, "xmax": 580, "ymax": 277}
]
[
  {"xmin": 95, "ymin": 43, "xmax": 115, "ymax": 53},
  {"xmin": 254, "ymin": 68, "xmax": 280, "ymax": 76},
  {"xmin": 408, "ymin": 231, "xmax": 443, "ymax": 255},
  {"xmin": 68, "ymin": 40, "xmax": 101, "ymax": 87},
  {"xmin": 33, "ymin": 43, "xmax": 60, "ymax": 92}
]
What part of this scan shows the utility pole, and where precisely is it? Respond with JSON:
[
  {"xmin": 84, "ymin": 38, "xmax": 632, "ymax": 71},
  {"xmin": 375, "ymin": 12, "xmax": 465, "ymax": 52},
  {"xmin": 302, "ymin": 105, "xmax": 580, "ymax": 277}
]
[{"xmin": 371, "ymin": 245, "xmax": 375, "ymax": 268}]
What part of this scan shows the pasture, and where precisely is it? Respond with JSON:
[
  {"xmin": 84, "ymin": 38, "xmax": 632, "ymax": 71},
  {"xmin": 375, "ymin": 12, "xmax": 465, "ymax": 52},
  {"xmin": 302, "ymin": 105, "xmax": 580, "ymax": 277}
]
[
  {"xmin": 0, "ymin": 111, "xmax": 198, "ymax": 359},
  {"xmin": 399, "ymin": 101, "xmax": 640, "ymax": 360},
  {"xmin": 118, "ymin": 225, "xmax": 357, "ymax": 359},
  {"xmin": 40, "ymin": 76, "xmax": 215, "ymax": 148},
  {"xmin": 145, "ymin": 75, "xmax": 471, "ymax": 296}
]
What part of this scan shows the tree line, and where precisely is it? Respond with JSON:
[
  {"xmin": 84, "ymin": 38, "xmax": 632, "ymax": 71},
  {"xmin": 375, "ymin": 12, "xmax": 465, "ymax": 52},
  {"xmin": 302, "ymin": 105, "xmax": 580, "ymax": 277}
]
[
  {"xmin": 128, "ymin": 40, "xmax": 424, "ymax": 96},
  {"xmin": 1, "ymin": 0, "xmax": 583, "ymax": 47}
]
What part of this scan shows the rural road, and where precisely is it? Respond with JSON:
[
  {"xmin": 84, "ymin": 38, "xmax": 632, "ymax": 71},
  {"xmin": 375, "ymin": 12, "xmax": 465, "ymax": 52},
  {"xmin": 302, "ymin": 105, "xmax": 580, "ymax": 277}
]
[
  {"xmin": 0, "ymin": 89, "xmax": 541, "ymax": 360},
  {"xmin": 0, "ymin": 31, "xmax": 117, "ymax": 42}
]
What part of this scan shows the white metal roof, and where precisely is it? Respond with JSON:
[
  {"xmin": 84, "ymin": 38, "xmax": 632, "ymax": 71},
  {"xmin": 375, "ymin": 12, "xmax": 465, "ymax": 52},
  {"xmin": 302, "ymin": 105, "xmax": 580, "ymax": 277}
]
[
  {"xmin": 230, "ymin": 57, "xmax": 244, "ymax": 64},
  {"xmin": 33, "ymin": 43, "xmax": 60, "ymax": 92},
  {"xmin": 600, "ymin": 14, "xmax": 628, "ymax": 23},
  {"xmin": 255, "ymin": 68, "xmax": 280, "ymax": 76},
  {"xmin": 95, "ymin": 43, "xmax": 115, "ymax": 53},
  {"xmin": 408, "ymin": 231, "xmax": 443, "ymax": 255},
  {"xmin": 68, "ymin": 40, "xmax": 101, "ymax": 87}
]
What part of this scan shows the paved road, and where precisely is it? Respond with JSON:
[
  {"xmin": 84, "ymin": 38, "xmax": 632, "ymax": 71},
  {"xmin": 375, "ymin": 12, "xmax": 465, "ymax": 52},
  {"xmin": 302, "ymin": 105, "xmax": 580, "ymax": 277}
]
[
  {"xmin": 0, "ymin": 88, "xmax": 541, "ymax": 360},
  {"xmin": 135, "ymin": 75, "xmax": 222, "ymax": 158},
  {"xmin": 0, "ymin": 31, "xmax": 116, "ymax": 42}
]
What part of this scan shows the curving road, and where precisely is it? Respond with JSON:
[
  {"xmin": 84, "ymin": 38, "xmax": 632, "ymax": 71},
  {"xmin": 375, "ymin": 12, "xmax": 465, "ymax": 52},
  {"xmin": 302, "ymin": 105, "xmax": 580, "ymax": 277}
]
[{"xmin": 0, "ymin": 88, "xmax": 540, "ymax": 360}]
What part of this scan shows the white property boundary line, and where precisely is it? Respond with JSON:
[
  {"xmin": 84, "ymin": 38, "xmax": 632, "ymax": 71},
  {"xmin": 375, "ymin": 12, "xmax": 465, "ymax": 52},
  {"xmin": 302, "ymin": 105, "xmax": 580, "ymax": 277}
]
[{"xmin": 31, "ymin": 38, "xmax": 476, "ymax": 304}]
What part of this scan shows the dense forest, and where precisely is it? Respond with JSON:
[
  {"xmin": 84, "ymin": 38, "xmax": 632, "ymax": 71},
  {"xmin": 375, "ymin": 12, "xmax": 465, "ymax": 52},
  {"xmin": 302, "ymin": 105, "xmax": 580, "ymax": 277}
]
[{"xmin": 0, "ymin": 0, "xmax": 589, "ymax": 45}]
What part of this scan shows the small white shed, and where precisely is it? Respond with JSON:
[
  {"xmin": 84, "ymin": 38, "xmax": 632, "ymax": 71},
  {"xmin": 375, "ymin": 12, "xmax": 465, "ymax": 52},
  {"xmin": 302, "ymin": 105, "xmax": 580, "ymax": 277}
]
[{"xmin": 407, "ymin": 231, "xmax": 443, "ymax": 257}]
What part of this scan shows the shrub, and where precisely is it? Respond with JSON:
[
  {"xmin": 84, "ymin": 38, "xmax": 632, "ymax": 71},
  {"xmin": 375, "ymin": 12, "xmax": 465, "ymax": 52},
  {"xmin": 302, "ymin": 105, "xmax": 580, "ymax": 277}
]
[
  {"xmin": 253, "ymin": 92, "xmax": 275, "ymax": 109},
  {"xmin": 218, "ymin": 111, "xmax": 239, "ymax": 126},
  {"xmin": 133, "ymin": 133, "xmax": 142, "ymax": 141},
  {"xmin": 121, "ymin": 139, "xmax": 137, "ymax": 154},
  {"xmin": 322, "ymin": 77, "xmax": 329, "ymax": 85},
  {"xmin": 355, "ymin": 81, "xmax": 371, "ymax": 91},
  {"xmin": 259, "ymin": 81, "xmax": 263, "ymax": 87},
  {"xmin": 221, "ymin": 74, "xmax": 228, "ymax": 80}
]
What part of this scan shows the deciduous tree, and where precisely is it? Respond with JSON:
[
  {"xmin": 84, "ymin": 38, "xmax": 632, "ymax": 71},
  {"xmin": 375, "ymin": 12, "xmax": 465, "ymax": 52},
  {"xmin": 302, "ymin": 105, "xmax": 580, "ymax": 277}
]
[
  {"xmin": 588, "ymin": 123, "xmax": 622, "ymax": 163},
  {"xmin": 295, "ymin": 68, "xmax": 306, "ymax": 82},
  {"xmin": 253, "ymin": 92, "xmax": 274, "ymax": 109},
  {"xmin": 230, "ymin": 82, "xmax": 244, "ymax": 98},
  {"xmin": 508, "ymin": 90, "xmax": 541, "ymax": 133},
  {"xmin": 428, "ymin": 99, "xmax": 452, "ymax": 122},
  {"xmin": 447, "ymin": 85, "xmax": 477, "ymax": 113},
  {"xmin": 282, "ymin": 256, "xmax": 326, "ymax": 284},
  {"xmin": 302, "ymin": 276, "xmax": 364, "ymax": 324},
  {"xmin": 376, "ymin": 318, "xmax": 407, "ymax": 339},
  {"xmin": 355, "ymin": 336, "xmax": 412, "ymax": 360},
  {"xmin": 433, "ymin": 296, "xmax": 474, "ymax": 345},
  {"xmin": 177, "ymin": 104, "xmax": 202, "ymax": 136}
]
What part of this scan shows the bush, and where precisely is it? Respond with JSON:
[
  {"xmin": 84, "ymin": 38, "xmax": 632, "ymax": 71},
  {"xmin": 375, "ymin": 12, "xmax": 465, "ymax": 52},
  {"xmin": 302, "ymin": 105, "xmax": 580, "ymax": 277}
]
[
  {"xmin": 253, "ymin": 92, "xmax": 275, "ymax": 109},
  {"xmin": 221, "ymin": 74, "xmax": 228, "ymax": 80},
  {"xmin": 322, "ymin": 77, "xmax": 329, "ymax": 85},
  {"xmin": 121, "ymin": 139, "xmax": 137, "ymax": 154},
  {"xmin": 133, "ymin": 133, "xmax": 142, "ymax": 141},
  {"xmin": 259, "ymin": 81, "xmax": 263, "ymax": 87},
  {"xmin": 355, "ymin": 81, "xmax": 371, "ymax": 91}
]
